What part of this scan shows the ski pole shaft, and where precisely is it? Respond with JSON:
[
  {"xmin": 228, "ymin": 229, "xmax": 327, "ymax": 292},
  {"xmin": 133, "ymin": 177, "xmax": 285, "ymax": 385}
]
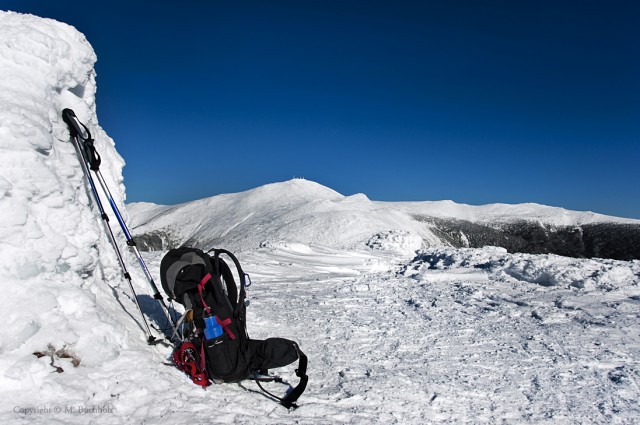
[
  {"xmin": 92, "ymin": 169, "xmax": 178, "ymax": 333},
  {"xmin": 93, "ymin": 170, "xmax": 162, "ymax": 297}
]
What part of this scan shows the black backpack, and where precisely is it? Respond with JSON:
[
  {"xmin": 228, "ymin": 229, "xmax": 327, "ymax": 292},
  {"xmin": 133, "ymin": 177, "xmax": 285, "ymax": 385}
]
[{"xmin": 160, "ymin": 247, "xmax": 308, "ymax": 409}]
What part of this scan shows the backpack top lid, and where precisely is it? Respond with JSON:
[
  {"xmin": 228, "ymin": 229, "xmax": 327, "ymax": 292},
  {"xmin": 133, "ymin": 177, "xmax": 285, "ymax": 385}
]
[
  {"xmin": 160, "ymin": 248, "xmax": 208, "ymax": 301},
  {"xmin": 160, "ymin": 247, "xmax": 245, "ymax": 312}
]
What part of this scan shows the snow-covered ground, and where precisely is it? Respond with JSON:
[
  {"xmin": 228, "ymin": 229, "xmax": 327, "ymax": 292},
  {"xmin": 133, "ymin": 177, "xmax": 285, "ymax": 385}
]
[
  {"xmin": 3, "ymin": 238, "xmax": 640, "ymax": 424},
  {"xmin": 190, "ymin": 243, "xmax": 640, "ymax": 423},
  {"xmin": 1, "ymin": 10, "xmax": 639, "ymax": 425}
]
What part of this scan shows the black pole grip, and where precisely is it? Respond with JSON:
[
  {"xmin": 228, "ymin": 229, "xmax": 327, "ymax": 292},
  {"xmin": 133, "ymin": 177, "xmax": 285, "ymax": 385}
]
[
  {"xmin": 62, "ymin": 108, "xmax": 101, "ymax": 171},
  {"xmin": 62, "ymin": 108, "xmax": 83, "ymax": 138}
]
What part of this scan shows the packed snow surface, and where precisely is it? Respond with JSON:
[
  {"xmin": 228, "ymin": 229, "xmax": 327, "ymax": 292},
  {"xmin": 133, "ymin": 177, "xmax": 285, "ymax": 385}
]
[{"xmin": 1, "ymin": 10, "xmax": 639, "ymax": 425}]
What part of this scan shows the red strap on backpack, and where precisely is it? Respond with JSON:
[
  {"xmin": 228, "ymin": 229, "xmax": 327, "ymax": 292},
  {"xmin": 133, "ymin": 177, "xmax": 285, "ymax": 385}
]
[
  {"xmin": 197, "ymin": 273, "xmax": 236, "ymax": 340},
  {"xmin": 216, "ymin": 316, "xmax": 236, "ymax": 340},
  {"xmin": 198, "ymin": 273, "xmax": 212, "ymax": 313}
]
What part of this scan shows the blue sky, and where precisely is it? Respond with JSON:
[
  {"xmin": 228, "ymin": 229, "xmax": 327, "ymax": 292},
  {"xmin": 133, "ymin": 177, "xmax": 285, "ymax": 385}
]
[{"xmin": 5, "ymin": 1, "xmax": 639, "ymax": 218}]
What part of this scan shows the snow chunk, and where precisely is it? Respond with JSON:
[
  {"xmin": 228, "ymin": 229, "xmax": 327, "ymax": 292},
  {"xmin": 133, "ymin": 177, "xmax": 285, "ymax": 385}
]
[
  {"xmin": 407, "ymin": 246, "xmax": 640, "ymax": 292},
  {"xmin": 366, "ymin": 230, "xmax": 423, "ymax": 255}
]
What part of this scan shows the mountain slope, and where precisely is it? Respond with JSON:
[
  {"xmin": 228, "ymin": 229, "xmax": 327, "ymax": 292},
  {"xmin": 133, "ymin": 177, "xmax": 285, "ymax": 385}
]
[
  {"xmin": 128, "ymin": 179, "xmax": 640, "ymax": 260},
  {"xmin": 391, "ymin": 199, "xmax": 637, "ymax": 226},
  {"xmin": 128, "ymin": 179, "xmax": 439, "ymax": 254}
]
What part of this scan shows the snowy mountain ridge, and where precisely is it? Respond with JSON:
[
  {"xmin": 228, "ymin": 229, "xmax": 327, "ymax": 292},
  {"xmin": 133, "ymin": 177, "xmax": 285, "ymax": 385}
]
[
  {"xmin": 392, "ymin": 197, "xmax": 637, "ymax": 226},
  {"xmin": 128, "ymin": 178, "xmax": 640, "ymax": 260},
  {"xmin": 128, "ymin": 178, "xmax": 440, "ymax": 254}
]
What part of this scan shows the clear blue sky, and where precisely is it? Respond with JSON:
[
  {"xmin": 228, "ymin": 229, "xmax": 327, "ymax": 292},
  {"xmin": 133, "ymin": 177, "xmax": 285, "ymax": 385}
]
[{"xmin": 5, "ymin": 1, "xmax": 640, "ymax": 218}]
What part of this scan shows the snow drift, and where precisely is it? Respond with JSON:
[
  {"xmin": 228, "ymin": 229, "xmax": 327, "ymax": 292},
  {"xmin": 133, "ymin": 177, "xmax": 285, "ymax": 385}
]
[
  {"xmin": 0, "ymin": 11, "xmax": 173, "ymax": 423},
  {"xmin": 0, "ymin": 11, "xmax": 129, "ymax": 354}
]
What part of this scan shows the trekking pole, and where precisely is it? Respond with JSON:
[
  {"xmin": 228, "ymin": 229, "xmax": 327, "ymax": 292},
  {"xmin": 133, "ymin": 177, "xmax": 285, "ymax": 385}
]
[
  {"xmin": 62, "ymin": 108, "xmax": 181, "ymax": 344},
  {"xmin": 62, "ymin": 109, "xmax": 158, "ymax": 344}
]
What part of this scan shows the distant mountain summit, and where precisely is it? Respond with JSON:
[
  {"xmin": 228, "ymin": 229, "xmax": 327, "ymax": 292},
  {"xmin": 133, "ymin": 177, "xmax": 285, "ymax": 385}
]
[
  {"xmin": 127, "ymin": 178, "xmax": 440, "ymax": 255},
  {"xmin": 128, "ymin": 179, "xmax": 640, "ymax": 260}
]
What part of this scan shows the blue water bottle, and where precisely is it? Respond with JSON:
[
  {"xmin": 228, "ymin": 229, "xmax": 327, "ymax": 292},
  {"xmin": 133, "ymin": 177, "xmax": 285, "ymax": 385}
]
[{"xmin": 203, "ymin": 313, "xmax": 224, "ymax": 340}]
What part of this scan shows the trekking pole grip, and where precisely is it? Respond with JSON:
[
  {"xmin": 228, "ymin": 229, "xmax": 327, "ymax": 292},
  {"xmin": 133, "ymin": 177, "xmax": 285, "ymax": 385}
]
[{"xmin": 62, "ymin": 109, "xmax": 83, "ymax": 138}]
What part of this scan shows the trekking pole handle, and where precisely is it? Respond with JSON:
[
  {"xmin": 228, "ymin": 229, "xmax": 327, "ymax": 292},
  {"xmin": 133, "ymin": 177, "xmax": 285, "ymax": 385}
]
[
  {"xmin": 62, "ymin": 108, "xmax": 90, "ymax": 140},
  {"xmin": 62, "ymin": 109, "xmax": 82, "ymax": 137}
]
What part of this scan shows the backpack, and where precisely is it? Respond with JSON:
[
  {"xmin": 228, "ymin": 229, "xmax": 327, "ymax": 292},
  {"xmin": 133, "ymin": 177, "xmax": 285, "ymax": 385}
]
[{"xmin": 160, "ymin": 247, "xmax": 308, "ymax": 409}]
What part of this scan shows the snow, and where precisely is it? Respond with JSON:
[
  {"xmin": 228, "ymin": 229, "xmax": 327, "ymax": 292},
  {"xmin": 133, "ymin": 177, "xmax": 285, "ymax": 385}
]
[
  {"xmin": 0, "ymin": 10, "xmax": 168, "ymax": 422},
  {"xmin": 128, "ymin": 178, "xmax": 442, "ymax": 252},
  {"xmin": 1, "ymin": 10, "xmax": 640, "ymax": 425},
  {"xmin": 127, "ymin": 179, "xmax": 640, "ymax": 255},
  {"xmin": 390, "ymin": 199, "xmax": 640, "ymax": 226}
]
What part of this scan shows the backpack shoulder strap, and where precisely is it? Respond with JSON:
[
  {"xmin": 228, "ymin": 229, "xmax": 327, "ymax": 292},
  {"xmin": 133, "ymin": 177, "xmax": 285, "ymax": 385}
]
[
  {"xmin": 281, "ymin": 348, "xmax": 308, "ymax": 409},
  {"xmin": 217, "ymin": 258, "xmax": 238, "ymax": 310},
  {"xmin": 211, "ymin": 249, "xmax": 248, "ymax": 316}
]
